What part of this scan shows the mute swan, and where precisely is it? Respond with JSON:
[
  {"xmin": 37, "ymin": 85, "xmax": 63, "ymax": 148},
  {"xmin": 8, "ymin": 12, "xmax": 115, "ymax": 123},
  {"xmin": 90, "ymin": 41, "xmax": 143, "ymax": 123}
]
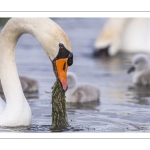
[
  {"xmin": 0, "ymin": 18, "xmax": 73, "ymax": 127},
  {"xmin": 0, "ymin": 76, "xmax": 38, "ymax": 94},
  {"xmin": 127, "ymin": 54, "xmax": 150, "ymax": 85},
  {"xmin": 94, "ymin": 18, "xmax": 150, "ymax": 57},
  {"xmin": 66, "ymin": 72, "xmax": 100, "ymax": 103}
]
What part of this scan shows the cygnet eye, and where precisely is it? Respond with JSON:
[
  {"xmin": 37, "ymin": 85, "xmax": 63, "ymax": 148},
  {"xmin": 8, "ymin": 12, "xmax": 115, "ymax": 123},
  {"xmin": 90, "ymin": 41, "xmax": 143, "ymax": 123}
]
[{"xmin": 135, "ymin": 61, "xmax": 138, "ymax": 65}]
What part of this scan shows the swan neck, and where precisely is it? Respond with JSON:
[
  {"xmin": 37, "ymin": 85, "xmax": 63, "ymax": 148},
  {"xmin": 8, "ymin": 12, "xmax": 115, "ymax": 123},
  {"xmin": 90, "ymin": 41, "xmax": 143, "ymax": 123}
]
[
  {"xmin": 0, "ymin": 19, "xmax": 44, "ymax": 105},
  {"xmin": 0, "ymin": 18, "xmax": 71, "ymax": 106}
]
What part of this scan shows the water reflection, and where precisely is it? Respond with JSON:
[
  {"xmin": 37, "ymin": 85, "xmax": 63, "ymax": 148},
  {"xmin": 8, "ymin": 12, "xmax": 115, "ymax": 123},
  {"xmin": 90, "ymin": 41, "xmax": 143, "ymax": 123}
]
[
  {"xmin": 127, "ymin": 85, "xmax": 150, "ymax": 105},
  {"xmin": 66, "ymin": 101, "xmax": 100, "ymax": 110}
]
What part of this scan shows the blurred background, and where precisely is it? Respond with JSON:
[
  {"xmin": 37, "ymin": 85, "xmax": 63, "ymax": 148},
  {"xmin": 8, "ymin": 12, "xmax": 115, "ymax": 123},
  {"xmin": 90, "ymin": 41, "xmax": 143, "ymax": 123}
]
[
  {"xmin": 0, "ymin": 18, "xmax": 150, "ymax": 132},
  {"xmin": 0, "ymin": 18, "xmax": 9, "ymax": 25}
]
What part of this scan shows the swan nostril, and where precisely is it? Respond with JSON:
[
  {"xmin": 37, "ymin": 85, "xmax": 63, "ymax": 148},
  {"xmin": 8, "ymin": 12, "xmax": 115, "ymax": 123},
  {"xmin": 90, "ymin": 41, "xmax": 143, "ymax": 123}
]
[{"xmin": 63, "ymin": 62, "xmax": 66, "ymax": 71}]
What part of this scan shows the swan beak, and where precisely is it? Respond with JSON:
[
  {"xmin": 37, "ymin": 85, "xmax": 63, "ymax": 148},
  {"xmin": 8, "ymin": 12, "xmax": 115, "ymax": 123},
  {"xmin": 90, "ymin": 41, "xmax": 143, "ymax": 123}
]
[
  {"xmin": 93, "ymin": 46, "xmax": 110, "ymax": 57},
  {"xmin": 127, "ymin": 66, "xmax": 135, "ymax": 74},
  {"xmin": 55, "ymin": 58, "xmax": 68, "ymax": 91}
]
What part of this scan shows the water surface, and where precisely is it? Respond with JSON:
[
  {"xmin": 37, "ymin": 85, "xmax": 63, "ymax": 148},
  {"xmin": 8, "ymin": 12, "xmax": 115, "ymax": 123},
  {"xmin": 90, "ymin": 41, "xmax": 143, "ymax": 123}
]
[{"xmin": 1, "ymin": 18, "xmax": 150, "ymax": 132}]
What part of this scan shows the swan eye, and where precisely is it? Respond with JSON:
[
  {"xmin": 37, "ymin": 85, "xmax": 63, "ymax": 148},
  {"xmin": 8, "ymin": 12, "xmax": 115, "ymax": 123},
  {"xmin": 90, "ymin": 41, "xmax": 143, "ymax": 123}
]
[{"xmin": 63, "ymin": 62, "xmax": 66, "ymax": 71}]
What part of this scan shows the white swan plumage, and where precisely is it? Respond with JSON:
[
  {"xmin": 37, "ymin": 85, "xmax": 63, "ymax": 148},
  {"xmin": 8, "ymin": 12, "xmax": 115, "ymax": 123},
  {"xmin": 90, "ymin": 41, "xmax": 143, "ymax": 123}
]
[
  {"xmin": 0, "ymin": 18, "xmax": 73, "ymax": 127},
  {"xmin": 94, "ymin": 18, "xmax": 150, "ymax": 57}
]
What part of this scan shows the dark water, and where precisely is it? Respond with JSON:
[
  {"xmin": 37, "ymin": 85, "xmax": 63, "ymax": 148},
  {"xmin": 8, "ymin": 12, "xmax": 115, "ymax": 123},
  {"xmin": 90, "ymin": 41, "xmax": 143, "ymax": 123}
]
[{"xmin": 1, "ymin": 18, "xmax": 150, "ymax": 132}]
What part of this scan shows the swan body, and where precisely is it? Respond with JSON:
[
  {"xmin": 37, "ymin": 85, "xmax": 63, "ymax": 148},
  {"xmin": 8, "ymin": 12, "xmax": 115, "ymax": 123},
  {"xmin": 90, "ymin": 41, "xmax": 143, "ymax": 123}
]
[
  {"xmin": 66, "ymin": 72, "xmax": 100, "ymax": 103},
  {"xmin": 94, "ymin": 18, "xmax": 150, "ymax": 57},
  {"xmin": 127, "ymin": 54, "xmax": 150, "ymax": 85},
  {"xmin": 0, "ymin": 18, "xmax": 72, "ymax": 127}
]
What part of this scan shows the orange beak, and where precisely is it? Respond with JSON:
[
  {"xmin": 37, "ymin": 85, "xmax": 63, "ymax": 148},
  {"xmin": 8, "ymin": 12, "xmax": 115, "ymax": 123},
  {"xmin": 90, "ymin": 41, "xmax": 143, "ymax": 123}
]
[{"xmin": 55, "ymin": 58, "xmax": 68, "ymax": 91}]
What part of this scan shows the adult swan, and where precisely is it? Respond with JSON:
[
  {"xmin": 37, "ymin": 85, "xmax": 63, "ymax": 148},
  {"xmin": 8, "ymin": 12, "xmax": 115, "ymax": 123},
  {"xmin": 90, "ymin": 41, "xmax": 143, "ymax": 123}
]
[{"xmin": 0, "ymin": 18, "xmax": 73, "ymax": 127}]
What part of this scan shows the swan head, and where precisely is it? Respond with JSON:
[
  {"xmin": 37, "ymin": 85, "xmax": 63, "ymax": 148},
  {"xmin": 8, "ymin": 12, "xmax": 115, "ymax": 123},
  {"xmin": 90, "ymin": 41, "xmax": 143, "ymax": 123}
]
[
  {"xmin": 1, "ymin": 18, "xmax": 73, "ymax": 91},
  {"xmin": 51, "ymin": 43, "xmax": 73, "ymax": 91},
  {"xmin": 93, "ymin": 36, "xmax": 120, "ymax": 58},
  {"xmin": 127, "ymin": 54, "xmax": 150, "ymax": 74},
  {"xmin": 93, "ymin": 44, "xmax": 120, "ymax": 58},
  {"xmin": 93, "ymin": 46, "xmax": 110, "ymax": 58},
  {"xmin": 35, "ymin": 18, "xmax": 74, "ymax": 91}
]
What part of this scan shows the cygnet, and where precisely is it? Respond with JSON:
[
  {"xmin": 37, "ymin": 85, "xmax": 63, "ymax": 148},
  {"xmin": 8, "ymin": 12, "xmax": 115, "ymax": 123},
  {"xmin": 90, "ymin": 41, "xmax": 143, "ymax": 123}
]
[
  {"xmin": 127, "ymin": 54, "xmax": 150, "ymax": 85},
  {"xmin": 66, "ymin": 72, "xmax": 100, "ymax": 103}
]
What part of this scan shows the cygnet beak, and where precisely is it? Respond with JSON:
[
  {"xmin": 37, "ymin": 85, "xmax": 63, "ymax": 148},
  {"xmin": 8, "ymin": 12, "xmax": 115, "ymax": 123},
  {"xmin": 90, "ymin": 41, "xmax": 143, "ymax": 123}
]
[{"xmin": 127, "ymin": 66, "xmax": 135, "ymax": 74}]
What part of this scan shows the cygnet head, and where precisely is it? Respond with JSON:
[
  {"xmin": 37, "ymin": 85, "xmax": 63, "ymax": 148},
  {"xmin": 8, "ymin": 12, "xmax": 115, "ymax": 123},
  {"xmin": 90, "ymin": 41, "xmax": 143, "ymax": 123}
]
[
  {"xmin": 127, "ymin": 54, "xmax": 150, "ymax": 74},
  {"xmin": 67, "ymin": 72, "xmax": 77, "ymax": 89}
]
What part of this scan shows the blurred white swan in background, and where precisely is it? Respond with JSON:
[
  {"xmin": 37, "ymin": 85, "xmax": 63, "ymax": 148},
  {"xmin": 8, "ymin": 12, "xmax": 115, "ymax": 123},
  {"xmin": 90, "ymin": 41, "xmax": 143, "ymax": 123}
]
[
  {"xmin": 127, "ymin": 54, "xmax": 150, "ymax": 85},
  {"xmin": 66, "ymin": 72, "xmax": 100, "ymax": 103},
  {"xmin": 94, "ymin": 18, "xmax": 150, "ymax": 57},
  {"xmin": 0, "ymin": 18, "xmax": 73, "ymax": 127}
]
